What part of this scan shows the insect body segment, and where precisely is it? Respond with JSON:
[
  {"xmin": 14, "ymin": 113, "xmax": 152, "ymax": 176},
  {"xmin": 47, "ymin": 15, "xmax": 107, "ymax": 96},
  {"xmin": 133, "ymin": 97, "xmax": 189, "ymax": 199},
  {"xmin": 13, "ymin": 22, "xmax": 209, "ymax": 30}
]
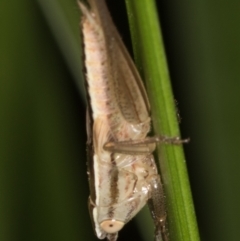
[{"xmin": 79, "ymin": 1, "xmax": 179, "ymax": 241}]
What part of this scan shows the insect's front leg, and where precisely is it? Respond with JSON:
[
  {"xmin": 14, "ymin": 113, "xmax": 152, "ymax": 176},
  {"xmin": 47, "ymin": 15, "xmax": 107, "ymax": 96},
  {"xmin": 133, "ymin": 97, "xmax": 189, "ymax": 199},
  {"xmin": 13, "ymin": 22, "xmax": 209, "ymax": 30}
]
[{"xmin": 147, "ymin": 175, "xmax": 169, "ymax": 241}]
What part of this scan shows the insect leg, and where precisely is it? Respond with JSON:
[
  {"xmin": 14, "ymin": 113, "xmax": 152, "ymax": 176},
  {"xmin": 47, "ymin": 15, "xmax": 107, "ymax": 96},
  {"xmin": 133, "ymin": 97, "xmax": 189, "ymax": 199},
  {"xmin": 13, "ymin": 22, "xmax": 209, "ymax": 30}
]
[
  {"xmin": 148, "ymin": 175, "xmax": 169, "ymax": 241},
  {"xmin": 104, "ymin": 136, "xmax": 189, "ymax": 155},
  {"xmin": 104, "ymin": 139, "xmax": 156, "ymax": 155},
  {"xmin": 151, "ymin": 136, "xmax": 190, "ymax": 145}
]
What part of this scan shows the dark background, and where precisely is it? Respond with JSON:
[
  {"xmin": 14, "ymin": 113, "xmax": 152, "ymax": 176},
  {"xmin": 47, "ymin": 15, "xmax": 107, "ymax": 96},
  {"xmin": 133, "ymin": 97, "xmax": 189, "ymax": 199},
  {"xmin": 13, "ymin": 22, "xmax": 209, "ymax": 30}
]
[{"xmin": 1, "ymin": 0, "xmax": 240, "ymax": 241}]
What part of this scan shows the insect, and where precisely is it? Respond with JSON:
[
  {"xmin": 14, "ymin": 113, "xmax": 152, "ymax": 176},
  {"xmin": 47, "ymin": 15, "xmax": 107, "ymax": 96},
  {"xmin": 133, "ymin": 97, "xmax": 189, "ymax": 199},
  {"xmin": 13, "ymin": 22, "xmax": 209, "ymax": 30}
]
[{"xmin": 78, "ymin": 1, "xmax": 188, "ymax": 240}]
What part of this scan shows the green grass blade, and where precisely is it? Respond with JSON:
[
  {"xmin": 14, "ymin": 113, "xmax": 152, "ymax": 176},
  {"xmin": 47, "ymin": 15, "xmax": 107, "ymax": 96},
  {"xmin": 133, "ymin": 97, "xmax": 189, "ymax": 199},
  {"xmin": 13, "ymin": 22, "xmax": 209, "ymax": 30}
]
[{"xmin": 125, "ymin": 1, "xmax": 200, "ymax": 241}]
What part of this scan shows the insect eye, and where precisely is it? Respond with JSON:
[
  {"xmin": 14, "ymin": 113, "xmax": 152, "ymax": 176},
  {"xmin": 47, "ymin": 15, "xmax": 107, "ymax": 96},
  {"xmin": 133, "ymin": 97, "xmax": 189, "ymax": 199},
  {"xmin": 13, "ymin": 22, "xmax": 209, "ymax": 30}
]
[{"xmin": 100, "ymin": 220, "xmax": 124, "ymax": 233}]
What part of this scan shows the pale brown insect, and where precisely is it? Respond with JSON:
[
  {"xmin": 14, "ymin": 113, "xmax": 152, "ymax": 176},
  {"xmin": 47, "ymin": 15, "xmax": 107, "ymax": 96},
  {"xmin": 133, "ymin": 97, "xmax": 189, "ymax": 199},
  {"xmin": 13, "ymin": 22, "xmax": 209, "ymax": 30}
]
[{"xmin": 79, "ymin": 1, "xmax": 188, "ymax": 241}]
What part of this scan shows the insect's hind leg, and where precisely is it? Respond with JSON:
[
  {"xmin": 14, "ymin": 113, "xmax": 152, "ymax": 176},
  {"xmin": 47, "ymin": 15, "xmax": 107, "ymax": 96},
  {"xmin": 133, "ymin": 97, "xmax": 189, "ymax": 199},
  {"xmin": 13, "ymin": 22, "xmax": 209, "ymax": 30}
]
[
  {"xmin": 148, "ymin": 175, "xmax": 169, "ymax": 241},
  {"xmin": 104, "ymin": 136, "xmax": 189, "ymax": 155}
]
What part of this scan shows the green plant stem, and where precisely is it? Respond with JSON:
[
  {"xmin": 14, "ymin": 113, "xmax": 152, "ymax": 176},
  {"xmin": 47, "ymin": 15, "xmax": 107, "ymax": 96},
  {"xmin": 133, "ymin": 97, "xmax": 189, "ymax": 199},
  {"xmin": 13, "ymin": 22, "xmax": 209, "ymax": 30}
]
[{"xmin": 125, "ymin": 1, "xmax": 200, "ymax": 241}]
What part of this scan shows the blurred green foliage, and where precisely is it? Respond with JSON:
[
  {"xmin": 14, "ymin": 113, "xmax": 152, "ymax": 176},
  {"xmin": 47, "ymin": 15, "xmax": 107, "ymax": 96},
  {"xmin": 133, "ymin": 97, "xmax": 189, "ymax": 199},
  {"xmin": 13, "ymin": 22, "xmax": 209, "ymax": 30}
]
[
  {"xmin": 0, "ymin": 1, "xmax": 92, "ymax": 240},
  {"xmin": 157, "ymin": 1, "xmax": 240, "ymax": 241},
  {"xmin": 1, "ymin": 0, "xmax": 240, "ymax": 241}
]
